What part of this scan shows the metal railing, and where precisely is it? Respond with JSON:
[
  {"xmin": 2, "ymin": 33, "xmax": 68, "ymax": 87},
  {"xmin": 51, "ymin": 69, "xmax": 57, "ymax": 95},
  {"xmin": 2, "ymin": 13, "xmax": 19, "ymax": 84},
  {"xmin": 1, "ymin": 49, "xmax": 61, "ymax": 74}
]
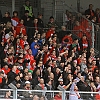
[
  {"xmin": 0, "ymin": 0, "xmax": 99, "ymax": 52},
  {"xmin": 53, "ymin": 0, "xmax": 100, "ymax": 53},
  {"xmin": 0, "ymin": 89, "xmax": 100, "ymax": 100}
]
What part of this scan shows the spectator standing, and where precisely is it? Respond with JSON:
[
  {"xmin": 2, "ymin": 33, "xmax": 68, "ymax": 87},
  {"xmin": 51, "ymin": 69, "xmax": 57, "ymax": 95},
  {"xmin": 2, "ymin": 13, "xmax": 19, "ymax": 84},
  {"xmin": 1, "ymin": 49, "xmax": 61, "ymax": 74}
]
[
  {"xmin": 77, "ymin": 76, "xmax": 91, "ymax": 99},
  {"xmin": 7, "ymin": 65, "xmax": 19, "ymax": 84},
  {"xmin": 16, "ymin": 19, "xmax": 27, "ymax": 36},
  {"xmin": 11, "ymin": 11, "xmax": 19, "ymax": 27},
  {"xmin": 95, "ymin": 8, "xmax": 100, "ymax": 24},
  {"xmin": 67, "ymin": 15, "xmax": 76, "ymax": 30},
  {"xmin": 32, "ymin": 68, "xmax": 40, "ymax": 89},
  {"xmin": 20, "ymin": 0, "xmax": 34, "ymax": 18},
  {"xmin": 34, "ymin": 78, "xmax": 47, "ymax": 97},
  {"xmin": 45, "ymin": 78, "xmax": 54, "ymax": 100},
  {"xmin": 85, "ymin": 4, "xmax": 95, "ymax": 20},
  {"xmin": 31, "ymin": 18, "xmax": 40, "ymax": 37},
  {"xmin": 37, "ymin": 13, "xmax": 44, "ymax": 29},
  {"xmin": 62, "ymin": 32, "xmax": 73, "ymax": 50},
  {"xmin": 80, "ymin": 57, "xmax": 87, "ymax": 72},
  {"xmin": 73, "ymin": 20, "xmax": 85, "ymax": 38},
  {"xmin": 2, "ymin": 11, "xmax": 11, "ymax": 24},
  {"xmin": 2, "ymin": 63, "xmax": 10, "ymax": 75},
  {"xmin": 0, "ymin": 71, "xmax": 7, "ymax": 88},
  {"xmin": 46, "ymin": 25, "xmax": 55, "ymax": 40},
  {"xmin": 21, "ymin": 10, "xmax": 32, "ymax": 27},
  {"xmin": 69, "ymin": 82, "xmax": 81, "ymax": 100},
  {"xmin": 22, "ymin": 81, "xmax": 34, "ymax": 98},
  {"xmin": 30, "ymin": 39, "xmax": 39, "ymax": 57},
  {"xmin": 46, "ymin": 16, "xmax": 58, "ymax": 28},
  {"xmin": 58, "ymin": 26, "xmax": 68, "ymax": 43}
]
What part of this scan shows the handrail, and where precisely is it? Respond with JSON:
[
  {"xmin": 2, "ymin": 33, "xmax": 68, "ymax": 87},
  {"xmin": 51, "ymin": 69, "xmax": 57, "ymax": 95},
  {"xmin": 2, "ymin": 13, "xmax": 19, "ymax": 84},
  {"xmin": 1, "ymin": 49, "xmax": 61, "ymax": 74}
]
[
  {"xmin": 1, "ymin": 89, "xmax": 100, "ymax": 100},
  {"xmin": 1, "ymin": 89, "xmax": 100, "ymax": 94},
  {"xmin": 60, "ymin": 0, "xmax": 99, "ymax": 29}
]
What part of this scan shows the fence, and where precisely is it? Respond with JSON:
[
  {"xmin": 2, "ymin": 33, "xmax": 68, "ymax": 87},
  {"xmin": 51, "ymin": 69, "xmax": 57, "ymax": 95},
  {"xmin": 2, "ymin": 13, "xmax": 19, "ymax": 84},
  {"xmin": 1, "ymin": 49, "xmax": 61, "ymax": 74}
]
[
  {"xmin": 0, "ymin": 0, "xmax": 100, "ymax": 51},
  {"xmin": 0, "ymin": 89, "xmax": 100, "ymax": 100}
]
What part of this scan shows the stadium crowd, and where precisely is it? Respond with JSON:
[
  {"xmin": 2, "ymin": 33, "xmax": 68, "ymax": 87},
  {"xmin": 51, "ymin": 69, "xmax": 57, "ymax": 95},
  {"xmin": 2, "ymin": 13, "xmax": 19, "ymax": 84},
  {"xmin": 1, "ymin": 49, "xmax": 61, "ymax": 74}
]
[{"xmin": 0, "ymin": 0, "xmax": 100, "ymax": 100}]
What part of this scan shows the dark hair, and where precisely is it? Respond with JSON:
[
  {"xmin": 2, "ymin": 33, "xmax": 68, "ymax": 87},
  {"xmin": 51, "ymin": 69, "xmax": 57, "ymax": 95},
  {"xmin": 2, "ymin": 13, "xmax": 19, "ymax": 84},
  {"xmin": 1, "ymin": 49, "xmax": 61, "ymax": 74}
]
[
  {"xmin": 25, "ymin": 0, "xmax": 30, "ymax": 2},
  {"xmin": 5, "ymin": 11, "xmax": 10, "ymax": 15},
  {"xmin": 13, "ymin": 11, "xmax": 18, "ymax": 16},
  {"xmin": 50, "ymin": 16, "xmax": 54, "ymax": 19},
  {"xmin": 46, "ymin": 78, "xmax": 51, "ymax": 83},
  {"xmin": 24, "ymin": 10, "xmax": 29, "ymax": 14},
  {"xmin": 89, "ymin": 4, "xmax": 93, "ymax": 7}
]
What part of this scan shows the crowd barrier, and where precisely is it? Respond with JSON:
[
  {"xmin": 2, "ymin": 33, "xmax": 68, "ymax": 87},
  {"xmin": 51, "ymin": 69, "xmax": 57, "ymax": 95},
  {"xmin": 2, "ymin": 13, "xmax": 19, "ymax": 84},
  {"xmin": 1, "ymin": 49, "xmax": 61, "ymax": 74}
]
[{"xmin": 0, "ymin": 89, "xmax": 100, "ymax": 100}]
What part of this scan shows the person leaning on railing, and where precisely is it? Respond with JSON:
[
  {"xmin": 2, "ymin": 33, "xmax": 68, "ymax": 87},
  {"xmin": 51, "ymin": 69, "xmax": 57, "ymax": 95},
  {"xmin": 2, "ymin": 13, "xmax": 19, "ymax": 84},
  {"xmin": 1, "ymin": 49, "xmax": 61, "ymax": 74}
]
[
  {"xmin": 22, "ymin": 81, "xmax": 34, "ymax": 99},
  {"xmin": 33, "ymin": 78, "xmax": 47, "ymax": 98}
]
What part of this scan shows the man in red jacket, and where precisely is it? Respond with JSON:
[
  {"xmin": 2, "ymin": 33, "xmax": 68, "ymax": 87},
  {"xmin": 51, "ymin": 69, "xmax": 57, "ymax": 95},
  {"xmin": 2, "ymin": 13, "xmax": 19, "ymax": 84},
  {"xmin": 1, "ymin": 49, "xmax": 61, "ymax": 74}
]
[
  {"xmin": 54, "ymin": 92, "xmax": 62, "ymax": 100},
  {"xmin": 2, "ymin": 63, "xmax": 10, "ymax": 75},
  {"xmin": 73, "ymin": 20, "xmax": 86, "ymax": 38},
  {"xmin": 46, "ymin": 26, "xmax": 55, "ymax": 39},
  {"xmin": 16, "ymin": 19, "xmax": 26, "ymax": 36},
  {"xmin": 62, "ymin": 32, "xmax": 73, "ymax": 49}
]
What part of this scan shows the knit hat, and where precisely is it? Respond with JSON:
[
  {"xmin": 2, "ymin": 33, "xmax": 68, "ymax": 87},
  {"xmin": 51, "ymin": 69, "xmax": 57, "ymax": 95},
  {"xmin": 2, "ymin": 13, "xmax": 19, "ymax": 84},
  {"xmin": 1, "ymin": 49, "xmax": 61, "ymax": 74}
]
[
  {"xmin": 25, "ymin": 81, "xmax": 30, "ymax": 84},
  {"xmin": 58, "ymin": 78, "xmax": 63, "ymax": 82},
  {"xmin": 28, "ymin": 70, "xmax": 33, "ymax": 74}
]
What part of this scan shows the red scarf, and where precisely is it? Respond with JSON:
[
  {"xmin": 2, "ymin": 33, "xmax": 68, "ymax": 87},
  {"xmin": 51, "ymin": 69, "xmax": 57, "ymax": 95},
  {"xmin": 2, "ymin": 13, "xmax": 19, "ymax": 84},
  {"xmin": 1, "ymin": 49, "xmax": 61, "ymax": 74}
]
[{"xmin": 39, "ymin": 84, "xmax": 44, "ymax": 90}]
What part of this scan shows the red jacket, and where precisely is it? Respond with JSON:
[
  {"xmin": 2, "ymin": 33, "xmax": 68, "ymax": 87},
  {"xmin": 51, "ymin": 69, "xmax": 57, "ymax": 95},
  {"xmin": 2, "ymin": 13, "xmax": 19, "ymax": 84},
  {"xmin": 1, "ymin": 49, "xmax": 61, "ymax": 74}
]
[
  {"xmin": 43, "ymin": 47, "xmax": 54, "ymax": 64},
  {"xmin": 82, "ymin": 38, "xmax": 88, "ymax": 50},
  {"xmin": 11, "ymin": 17, "xmax": 19, "ymax": 27},
  {"xmin": 95, "ymin": 94, "xmax": 100, "ymax": 100},
  {"xmin": 16, "ymin": 69, "xmax": 20, "ymax": 74},
  {"xmin": 62, "ymin": 35, "xmax": 73, "ymax": 49},
  {"xmin": 2, "ymin": 67, "xmax": 10, "ymax": 75},
  {"xmin": 80, "ymin": 18, "xmax": 89, "ymax": 29},
  {"xmin": 62, "ymin": 35, "xmax": 73, "ymax": 44},
  {"xmin": 16, "ymin": 23, "xmax": 26, "ymax": 35},
  {"xmin": 20, "ymin": 39, "xmax": 25, "ymax": 49},
  {"xmin": 46, "ymin": 29, "xmax": 55, "ymax": 39},
  {"xmin": 0, "ymin": 77, "xmax": 2, "ymax": 84},
  {"xmin": 54, "ymin": 94, "xmax": 62, "ymax": 100},
  {"xmin": 80, "ymin": 19, "xmax": 92, "ymax": 42},
  {"xmin": 73, "ymin": 25, "xmax": 85, "ymax": 38}
]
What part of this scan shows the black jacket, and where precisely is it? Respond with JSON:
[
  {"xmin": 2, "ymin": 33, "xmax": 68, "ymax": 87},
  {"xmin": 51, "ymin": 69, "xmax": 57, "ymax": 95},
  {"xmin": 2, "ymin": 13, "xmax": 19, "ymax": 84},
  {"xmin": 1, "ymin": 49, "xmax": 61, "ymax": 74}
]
[
  {"xmin": 2, "ymin": 17, "xmax": 11, "ymax": 24},
  {"xmin": 85, "ymin": 9, "xmax": 95, "ymax": 20},
  {"xmin": 7, "ymin": 71, "xmax": 17, "ymax": 84},
  {"xmin": 77, "ymin": 80, "xmax": 91, "ymax": 91}
]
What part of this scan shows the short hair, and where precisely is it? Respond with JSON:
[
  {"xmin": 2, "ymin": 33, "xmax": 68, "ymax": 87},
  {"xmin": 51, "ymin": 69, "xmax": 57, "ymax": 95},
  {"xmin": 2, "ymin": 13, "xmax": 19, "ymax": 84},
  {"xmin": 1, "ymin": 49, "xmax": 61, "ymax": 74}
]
[
  {"xmin": 89, "ymin": 4, "xmax": 93, "ymax": 7},
  {"xmin": 13, "ymin": 11, "xmax": 18, "ymax": 16},
  {"xmin": 25, "ymin": 0, "xmax": 30, "ymax": 2},
  {"xmin": 24, "ymin": 10, "xmax": 29, "ymax": 14},
  {"xmin": 50, "ymin": 16, "xmax": 54, "ymax": 19}
]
